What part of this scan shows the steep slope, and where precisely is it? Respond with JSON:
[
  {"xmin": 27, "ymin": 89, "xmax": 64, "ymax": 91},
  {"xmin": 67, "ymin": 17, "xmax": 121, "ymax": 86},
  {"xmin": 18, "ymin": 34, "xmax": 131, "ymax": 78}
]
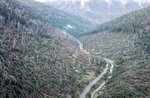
[
  {"xmin": 46, "ymin": 0, "xmax": 150, "ymax": 25},
  {"xmin": 80, "ymin": 7, "xmax": 150, "ymax": 98},
  {"xmin": 0, "ymin": 0, "xmax": 97, "ymax": 98},
  {"xmin": 20, "ymin": 0, "xmax": 92, "ymax": 37}
]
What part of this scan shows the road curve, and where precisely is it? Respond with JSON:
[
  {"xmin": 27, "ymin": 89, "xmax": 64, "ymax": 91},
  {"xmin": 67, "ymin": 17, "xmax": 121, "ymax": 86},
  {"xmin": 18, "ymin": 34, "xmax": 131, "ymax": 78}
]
[
  {"xmin": 79, "ymin": 63, "xmax": 109, "ymax": 98},
  {"xmin": 91, "ymin": 59, "xmax": 114, "ymax": 98},
  {"xmin": 91, "ymin": 82, "xmax": 106, "ymax": 98}
]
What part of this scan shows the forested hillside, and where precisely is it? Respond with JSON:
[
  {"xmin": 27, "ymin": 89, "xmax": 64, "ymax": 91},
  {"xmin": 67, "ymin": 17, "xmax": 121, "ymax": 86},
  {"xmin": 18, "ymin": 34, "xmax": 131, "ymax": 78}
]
[
  {"xmin": 20, "ymin": 0, "xmax": 92, "ymax": 37},
  {"xmin": 0, "ymin": 0, "xmax": 99, "ymax": 98},
  {"xmin": 80, "ymin": 6, "xmax": 150, "ymax": 98},
  {"xmin": 88, "ymin": 7, "xmax": 150, "ymax": 34},
  {"xmin": 1, "ymin": 0, "xmax": 150, "ymax": 98}
]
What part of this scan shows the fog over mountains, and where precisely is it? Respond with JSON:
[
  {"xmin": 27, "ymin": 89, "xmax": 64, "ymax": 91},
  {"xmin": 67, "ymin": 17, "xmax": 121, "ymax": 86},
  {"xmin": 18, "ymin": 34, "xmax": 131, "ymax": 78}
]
[{"xmin": 37, "ymin": 0, "xmax": 150, "ymax": 25}]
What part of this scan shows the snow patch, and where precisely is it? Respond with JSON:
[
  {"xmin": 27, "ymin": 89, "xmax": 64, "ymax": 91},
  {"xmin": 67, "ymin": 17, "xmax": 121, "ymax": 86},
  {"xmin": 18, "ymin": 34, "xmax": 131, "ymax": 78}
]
[{"xmin": 65, "ymin": 24, "xmax": 75, "ymax": 29}]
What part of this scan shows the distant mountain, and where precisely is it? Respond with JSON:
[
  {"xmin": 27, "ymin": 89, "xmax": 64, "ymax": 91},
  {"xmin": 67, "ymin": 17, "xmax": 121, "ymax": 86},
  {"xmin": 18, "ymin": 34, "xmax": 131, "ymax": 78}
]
[
  {"xmin": 20, "ymin": 0, "xmax": 93, "ymax": 37},
  {"xmin": 80, "ymin": 6, "xmax": 150, "ymax": 98},
  {"xmin": 46, "ymin": 0, "xmax": 150, "ymax": 25}
]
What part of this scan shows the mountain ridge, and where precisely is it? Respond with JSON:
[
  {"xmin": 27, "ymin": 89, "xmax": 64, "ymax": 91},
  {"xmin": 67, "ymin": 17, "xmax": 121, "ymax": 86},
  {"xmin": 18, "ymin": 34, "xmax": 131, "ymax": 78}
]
[{"xmin": 45, "ymin": 0, "xmax": 150, "ymax": 25}]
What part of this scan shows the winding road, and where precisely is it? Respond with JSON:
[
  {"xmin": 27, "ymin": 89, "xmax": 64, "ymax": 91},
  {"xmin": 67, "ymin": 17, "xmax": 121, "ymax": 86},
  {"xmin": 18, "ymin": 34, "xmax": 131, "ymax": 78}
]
[
  {"xmin": 61, "ymin": 31, "xmax": 114, "ymax": 98},
  {"xmin": 80, "ymin": 58, "xmax": 114, "ymax": 98},
  {"xmin": 91, "ymin": 59, "xmax": 114, "ymax": 98},
  {"xmin": 79, "ymin": 62, "xmax": 109, "ymax": 98}
]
